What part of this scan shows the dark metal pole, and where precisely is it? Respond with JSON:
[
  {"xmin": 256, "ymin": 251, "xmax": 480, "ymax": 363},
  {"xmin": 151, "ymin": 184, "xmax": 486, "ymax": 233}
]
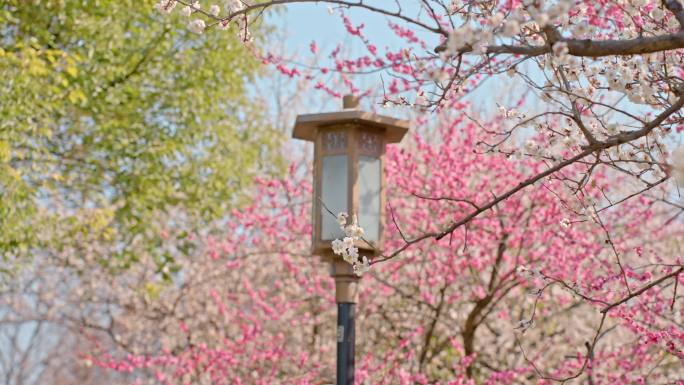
[{"xmin": 337, "ymin": 302, "xmax": 355, "ymax": 385}]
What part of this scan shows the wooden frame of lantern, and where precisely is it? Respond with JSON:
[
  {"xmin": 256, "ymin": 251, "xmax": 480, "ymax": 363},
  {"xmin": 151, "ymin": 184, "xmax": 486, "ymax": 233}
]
[{"xmin": 292, "ymin": 96, "xmax": 409, "ymax": 261}]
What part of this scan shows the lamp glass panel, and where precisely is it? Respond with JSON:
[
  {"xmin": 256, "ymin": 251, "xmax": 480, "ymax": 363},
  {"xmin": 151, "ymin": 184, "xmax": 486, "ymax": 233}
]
[
  {"xmin": 358, "ymin": 155, "xmax": 381, "ymax": 242},
  {"xmin": 321, "ymin": 155, "xmax": 348, "ymax": 240}
]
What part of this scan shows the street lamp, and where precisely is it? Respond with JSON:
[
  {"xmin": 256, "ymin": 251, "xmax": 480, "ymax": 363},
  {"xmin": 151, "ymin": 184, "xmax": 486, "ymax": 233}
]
[{"xmin": 292, "ymin": 95, "xmax": 409, "ymax": 385}]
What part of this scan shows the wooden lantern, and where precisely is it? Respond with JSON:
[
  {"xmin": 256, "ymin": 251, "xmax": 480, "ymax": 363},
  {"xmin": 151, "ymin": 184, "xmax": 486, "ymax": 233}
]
[{"xmin": 292, "ymin": 95, "xmax": 409, "ymax": 260}]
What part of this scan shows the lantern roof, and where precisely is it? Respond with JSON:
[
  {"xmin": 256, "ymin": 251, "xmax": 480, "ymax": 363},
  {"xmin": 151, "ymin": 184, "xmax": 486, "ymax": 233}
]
[{"xmin": 292, "ymin": 106, "xmax": 410, "ymax": 144}]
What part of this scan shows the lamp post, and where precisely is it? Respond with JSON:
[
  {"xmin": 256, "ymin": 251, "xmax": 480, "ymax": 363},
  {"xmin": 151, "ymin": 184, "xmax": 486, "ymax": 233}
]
[{"xmin": 292, "ymin": 95, "xmax": 409, "ymax": 385}]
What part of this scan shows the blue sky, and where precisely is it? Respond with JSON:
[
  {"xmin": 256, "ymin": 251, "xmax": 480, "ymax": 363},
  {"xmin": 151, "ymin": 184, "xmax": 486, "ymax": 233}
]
[
  {"xmin": 268, "ymin": 3, "xmax": 434, "ymax": 57},
  {"xmin": 260, "ymin": 3, "xmax": 439, "ymax": 116}
]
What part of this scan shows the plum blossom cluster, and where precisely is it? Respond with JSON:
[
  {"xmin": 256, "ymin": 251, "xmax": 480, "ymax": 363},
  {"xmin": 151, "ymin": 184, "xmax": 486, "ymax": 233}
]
[
  {"xmin": 445, "ymin": 0, "xmax": 573, "ymax": 56},
  {"xmin": 154, "ymin": 0, "xmax": 249, "ymax": 39},
  {"xmin": 331, "ymin": 212, "xmax": 371, "ymax": 276},
  {"xmin": 73, "ymin": 104, "xmax": 684, "ymax": 383}
]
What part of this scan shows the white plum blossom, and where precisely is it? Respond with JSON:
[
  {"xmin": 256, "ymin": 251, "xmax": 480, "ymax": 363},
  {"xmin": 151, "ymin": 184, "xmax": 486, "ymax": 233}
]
[
  {"xmin": 353, "ymin": 256, "xmax": 371, "ymax": 275},
  {"xmin": 155, "ymin": 0, "xmax": 177, "ymax": 13},
  {"xmin": 447, "ymin": 26, "xmax": 472, "ymax": 52},
  {"xmin": 345, "ymin": 246, "xmax": 359, "ymax": 264},
  {"xmin": 331, "ymin": 212, "xmax": 371, "ymax": 276},
  {"xmin": 180, "ymin": 1, "xmax": 200, "ymax": 16},
  {"xmin": 572, "ymin": 21, "xmax": 589, "ymax": 35},
  {"xmin": 188, "ymin": 19, "xmax": 206, "ymax": 34},
  {"xmin": 209, "ymin": 4, "xmax": 220, "ymax": 16},
  {"xmin": 524, "ymin": 139, "xmax": 541, "ymax": 156},
  {"xmin": 489, "ymin": 12, "xmax": 504, "ymax": 26},
  {"xmin": 225, "ymin": 0, "xmax": 244, "ymax": 13},
  {"xmin": 342, "ymin": 236, "xmax": 354, "ymax": 250},
  {"xmin": 562, "ymin": 134, "xmax": 578, "ymax": 148},
  {"xmin": 498, "ymin": 106, "xmax": 518, "ymax": 118},
  {"xmin": 337, "ymin": 212, "xmax": 348, "ymax": 227},
  {"xmin": 343, "ymin": 215, "xmax": 364, "ymax": 238},
  {"xmin": 502, "ymin": 20, "xmax": 520, "ymax": 37},
  {"xmin": 651, "ymin": 7, "xmax": 664, "ymax": 21},
  {"xmin": 331, "ymin": 239, "xmax": 346, "ymax": 255},
  {"xmin": 532, "ymin": 12, "xmax": 549, "ymax": 26},
  {"xmin": 552, "ymin": 42, "xmax": 569, "ymax": 57},
  {"xmin": 560, "ymin": 217, "xmax": 571, "ymax": 229}
]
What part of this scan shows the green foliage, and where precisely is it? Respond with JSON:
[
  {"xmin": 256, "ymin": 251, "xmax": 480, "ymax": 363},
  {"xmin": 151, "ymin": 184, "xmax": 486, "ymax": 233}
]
[{"xmin": 0, "ymin": 1, "xmax": 284, "ymax": 267}]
